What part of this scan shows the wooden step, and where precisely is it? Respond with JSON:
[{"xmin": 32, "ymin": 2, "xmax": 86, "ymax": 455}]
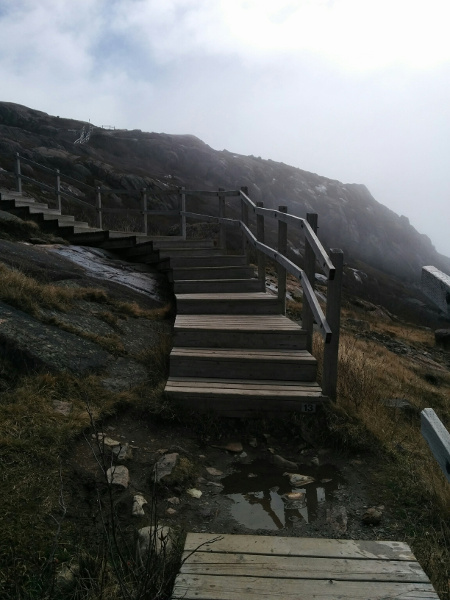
[
  {"xmin": 151, "ymin": 238, "xmax": 216, "ymax": 249},
  {"xmin": 169, "ymin": 255, "xmax": 248, "ymax": 268},
  {"xmin": 174, "ymin": 279, "xmax": 263, "ymax": 294},
  {"xmin": 159, "ymin": 247, "xmax": 225, "ymax": 258},
  {"xmin": 174, "ymin": 315, "xmax": 307, "ymax": 349},
  {"xmin": 165, "ymin": 377, "xmax": 327, "ymax": 415},
  {"xmin": 64, "ymin": 230, "xmax": 110, "ymax": 244},
  {"xmin": 169, "ymin": 347, "xmax": 317, "ymax": 381},
  {"xmin": 99, "ymin": 236, "xmax": 138, "ymax": 250},
  {"xmin": 171, "ymin": 266, "xmax": 255, "ymax": 280},
  {"xmin": 176, "ymin": 292, "xmax": 281, "ymax": 314}
]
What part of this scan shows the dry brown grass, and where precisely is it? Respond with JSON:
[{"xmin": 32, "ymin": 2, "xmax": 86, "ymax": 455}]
[
  {"xmin": 313, "ymin": 325, "xmax": 450, "ymax": 599},
  {"xmin": 0, "ymin": 262, "xmax": 108, "ymax": 317}
]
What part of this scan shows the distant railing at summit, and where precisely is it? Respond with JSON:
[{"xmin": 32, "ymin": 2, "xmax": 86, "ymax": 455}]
[{"xmin": 14, "ymin": 153, "xmax": 343, "ymax": 399}]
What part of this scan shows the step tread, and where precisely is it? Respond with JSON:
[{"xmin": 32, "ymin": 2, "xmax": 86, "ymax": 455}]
[
  {"xmin": 165, "ymin": 377, "xmax": 324, "ymax": 397},
  {"xmin": 176, "ymin": 292, "xmax": 276, "ymax": 300},
  {"xmin": 171, "ymin": 347, "xmax": 315, "ymax": 362},
  {"xmin": 175, "ymin": 314, "xmax": 303, "ymax": 331}
]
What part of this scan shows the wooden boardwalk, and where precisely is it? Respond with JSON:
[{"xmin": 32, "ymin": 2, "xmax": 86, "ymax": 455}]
[{"xmin": 173, "ymin": 533, "xmax": 439, "ymax": 599}]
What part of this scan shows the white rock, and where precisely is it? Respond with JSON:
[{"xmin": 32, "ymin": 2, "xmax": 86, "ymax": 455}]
[
  {"xmin": 167, "ymin": 496, "xmax": 180, "ymax": 505},
  {"xmin": 132, "ymin": 494, "xmax": 148, "ymax": 516},
  {"xmin": 137, "ymin": 526, "xmax": 173, "ymax": 563},
  {"xmin": 284, "ymin": 472, "xmax": 315, "ymax": 486},
  {"xmin": 154, "ymin": 452, "xmax": 179, "ymax": 482},
  {"xmin": 106, "ymin": 465, "xmax": 129, "ymax": 488},
  {"xmin": 206, "ymin": 467, "xmax": 223, "ymax": 477},
  {"xmin": 187, "ymin": 488, "xmax": 202, "ymax": 498}
]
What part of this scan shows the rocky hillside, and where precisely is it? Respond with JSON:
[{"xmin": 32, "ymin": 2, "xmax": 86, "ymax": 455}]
[{"xmin": 0, "ymin": 101, "xmax": 449, "ymax": 326}]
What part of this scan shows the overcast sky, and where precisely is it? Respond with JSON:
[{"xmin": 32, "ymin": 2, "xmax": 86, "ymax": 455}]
[{"xmin": 1, "ymin": 0, "xmax": 449, "ymax": 256}]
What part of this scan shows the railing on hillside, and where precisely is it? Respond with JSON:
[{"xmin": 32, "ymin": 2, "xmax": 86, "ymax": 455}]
[
  {"xmin": 421, "ymin": 408, "xmax": 450, "ymax": 483},
  {"xmin": 14, "ymin": 154, "xmax": 343, "ymax": 399},
  {"xmin": 14, "ymin": 153, "xmax": 181, "ymax": 233}
]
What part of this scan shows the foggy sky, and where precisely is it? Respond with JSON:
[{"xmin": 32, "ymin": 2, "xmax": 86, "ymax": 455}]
[{"xmin": 1, "ymin": 0, "xmax": 449, "ymax": 257}]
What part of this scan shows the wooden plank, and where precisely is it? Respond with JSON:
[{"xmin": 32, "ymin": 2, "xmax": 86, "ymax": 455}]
[
  {"xmin": 182, "ymin": 534, "xmax": 415, "ymax": 560},
  {"xmin": 166, "ymin": 377, "xmax": 321, "ymax": 388},
  {"xmin": 172, "ymin": 574, "xmax": 438, "ymax": 600},
  {"xmin": 421, "ymin": 408, "xmax": 450, "ymax": 482},
  {"xmin": 175, "ymin": 314, "xmax": 303, "ymax": 330},
  {"xmin": 180, "ymin": 553, "xmax": 430, "ymax": 583},
  {"xmin": 174, "ymin": 279, "xmax": 263, "ymax": 294},
  {"xmin": 171, "ymin": 348, "xmax": 315, "ymax": 360}
]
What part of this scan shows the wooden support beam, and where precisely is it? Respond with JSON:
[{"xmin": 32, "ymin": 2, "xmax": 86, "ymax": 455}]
[
  {"xmin": 218, "ymin": 187, "xmax": 226, "ymax": 250},
  {"xmin": 302, "ymin": 213, "xmax": 317, "ymax": 352},
  {"xmin": 256, "ymin": 202, "xmax": 266, "ymax": 286},
  {"xmin": 277, "ymin": 205, "xmax": 287, "ymax": 314},
  {"xmin": 322, "ymin": 249, "xmax": 344, "ymax": 400}
]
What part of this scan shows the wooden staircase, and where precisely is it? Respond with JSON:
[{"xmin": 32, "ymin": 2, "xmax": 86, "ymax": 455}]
[
  {"xmin": 0, "ymin": 189, "xmax": 330, "ymax": 416},
  {"xmin": 162, "ymin": 238, "xmax": 328, "ymax": 416}
]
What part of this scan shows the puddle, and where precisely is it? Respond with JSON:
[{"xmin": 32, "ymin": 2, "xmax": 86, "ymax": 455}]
[{"xmin": 221, "ymin": 458, "xmax": 345, "ymax": 530}]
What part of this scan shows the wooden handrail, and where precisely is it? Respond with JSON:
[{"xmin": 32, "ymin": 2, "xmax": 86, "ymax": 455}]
[
  {"xmin": 421, "ymin": 408, "xmax": 450, "ymax": 482},
  {"xmin": 240, "ymin": 190, "xmax": 334, "ymax": 279}
]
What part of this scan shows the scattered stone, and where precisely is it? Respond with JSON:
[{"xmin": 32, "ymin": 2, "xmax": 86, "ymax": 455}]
[
  {"xmin": 239, "ymin": 451, "xmax": 248, "ymax": 458},
  {"xmin": 137, "ymin": 526, "xmax": 173, "ymax": 563},
  {"xmin": 248, "ymin": 473, "xmax": 258, "ymax": 478},
  {"xmin": 106, "ymin": 465, "xmax": 129, "ymax": 488},
  {"xmin": 272, "ymin": 454, "xmax": 298, "ymax": 470},
  {"xmin": 310, "ymin": 456, "xmax": 320, "ymax": 466},
  {"xmin": 167, "ymin": 496, "xmax": 180, "ymax": 505},
  {"xmin": 157, "ymin": 448, "xmax": 169, "ymax": 454},
  {"xmin": 321, "ymin": 478, "xmax": 332, "ymax": 484},
  {"xmin": 206, "ymin": 467, "xmax": 223, "ymax": 477},
  {"xmin": 284, "ymin": 473, "xmax": 315, "ymax": 486},
  {"xmin": 249, "ymin": 437, "xmax": 258, "ymax": 448},
  {"xmin": 112, "ymin": 443, "xmax": 133, "ymax": 461},
  {"xmin": 154, "ymin": 452, "xmax": 179, "ymax": 483},
  {"xmin": 268, "ymin": 447, "xmax": 275, "ymax": 454},
  {"xmin": 187, "ymin": 488, "xmax": 202, "ymax": 498},
  {"xmin": 94, "ymin": 433, "xmax": 121, "ymax": 447},
  {"xmin": 283, "ymin": 491, "xmax": 305, "ymax": 502},
  {"xmin": 166, "ymin": 508, "xmax": 177, "ymax": 516},
  {"xmin": 226, "ymin": 442, "xmax": 243, "ymax": 453},
  {"xmin": 327, "ymin": 506, "xmax": 348, "ymax": 534},
  {"xmin": 362, "ymin": 507, "xmax": 383, "ymax": 526},
  {"xmin": 207, "ymin": 481, "xmax": 224, "ymax": 488},
  {"xmin": 132, "ymin": 494, "xmax": 148, "ymax": 516},
  {"xmin": 52, "ymin": 400, "xmax": 72, "ymax": 416}
]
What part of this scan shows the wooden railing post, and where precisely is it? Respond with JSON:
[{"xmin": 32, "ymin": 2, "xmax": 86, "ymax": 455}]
[
  {"xmin": 15, "ymin": 153, "xmax": 22, "ymax": 194},
  {"xmin": 142, "ymin": 188, "xmax": 148, "ymax": 235},
  {"xmin": 96, "ymin": 187, "xmax": 102, "ymax": 229},
  {"xmin": 302, "ymin": 213, "xmax": 318, "ymax": 352},
  {"xmin": 240, "ymin": 186, "xmax": 249, "ymax": 261},
  {"xmin": 322, "ymin": 249, "xmax": 343, "ymax": 400},
  {"xmin": 277, "ymin": 205, "xmax": 288, "ymax": 314},
  {"xmin": 256, "ymin": 202, "xmax": 266, "ymax": 289},
  {"xmin": 56, "ymin": 169, "xmax": 61, "ymax": 212},
  {"xmin": 180, "ymin": 187, "xmax": 187, "ymax": 239},
  {"xmin": 218, "ymin": 187, "xmax": 226, "ymax": 250}
]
